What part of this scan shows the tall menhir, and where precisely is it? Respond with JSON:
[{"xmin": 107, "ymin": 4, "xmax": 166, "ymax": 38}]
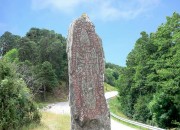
[{"xmin": 67, "ymin": 14, "xmax": 111, "ymax": 130}]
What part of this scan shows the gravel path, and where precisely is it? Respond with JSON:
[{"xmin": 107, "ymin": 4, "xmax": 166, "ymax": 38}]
[
  {"xmin": 46, "ymin": 102, "xmax": 70, "ymax": 114},
  {"xmin": 45, "ymin": 91, "xmax": 135, "ymax": 130}
]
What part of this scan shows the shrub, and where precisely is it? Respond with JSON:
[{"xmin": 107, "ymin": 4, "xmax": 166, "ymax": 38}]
[{"xmin": 0, "ymin": 60, "xmax": 41, "ymax": 130}]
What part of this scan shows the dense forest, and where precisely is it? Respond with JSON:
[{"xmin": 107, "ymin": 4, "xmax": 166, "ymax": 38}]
[
  {"xmin": 0, "ymin": 12, "xmax": 179, "ymax": 129},
  {"xmin": 117, "ymin": 12, "xmax": 180, "ymax": 129}
]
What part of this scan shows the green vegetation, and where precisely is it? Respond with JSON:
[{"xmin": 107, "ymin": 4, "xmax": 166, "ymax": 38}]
[
  {"xmin": 0, "ymin": 28, "xmax": 68, "ymax": 100},
  {"xmin": 109, "ymin": 97, "xmax": 127, "ymax": 118},
  {"xmin": 36, "ymin": 82, "xmax": 68, "ymax": 109},
  {"xmin": 109, "ymin": 97, "xmax": 148, "ymax": 130},
  {"xmin": 21, "ymin": 112, "xmax": 70, "ymax": 130},
  {"xmin": 0, "ymin": 28, "xmax": 68, "ymax": 129},
  {"xmin": 105, "ymin": 62, "xmax": 123, "ymax": 87},
  {"xmin": 117, "ymin": 12, "xmax": 180, "ymax": 129},
  {"xmin": 104, "ymin": 82, "xmax": 117, "ymax": 92},
  {"xmin": 0, "ymin": 60, "xmax": 40, "ymax": 130}
]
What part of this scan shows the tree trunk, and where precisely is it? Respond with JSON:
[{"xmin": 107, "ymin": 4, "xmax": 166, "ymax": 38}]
[{"xmin": 43, "ymin": 85, "xmax": 46, "ymax": 101}]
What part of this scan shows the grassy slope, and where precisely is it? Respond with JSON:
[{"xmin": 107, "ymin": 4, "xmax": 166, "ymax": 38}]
[
  {"xmin": 104, "ymin": 82, "xmax": 117, "ymax": 92},
  {"xmin": 109, "ymin": 97, "xmax": 148, "ymax": 130},
  {"xmin": 109, "ymin": 97, "xmax": 128, "ymax": 118},
  {"xmin": 21, "ymin": 112, "xmax": 70, "ymax": 130}
]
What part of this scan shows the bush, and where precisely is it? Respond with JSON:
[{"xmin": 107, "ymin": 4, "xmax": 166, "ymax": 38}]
[{"xmin": 0, "ymin": 60, "xmax": 41, "ymax": 130}]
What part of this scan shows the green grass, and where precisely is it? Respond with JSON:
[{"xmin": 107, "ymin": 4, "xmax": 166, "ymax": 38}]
[
  {"xmin": 109, "ymin": 97, "xmax": 148, "ymax": 130},
  {"xmin": 21, "ymin": 112, "xmax": 70, "ymax": 130},
  {"xmin": 109, "ymin": 97, "xmax": 129, "ymax": 119},
  {"xmin": 104, "ymin": 82, "xmax": 117, "ymax": 92}
]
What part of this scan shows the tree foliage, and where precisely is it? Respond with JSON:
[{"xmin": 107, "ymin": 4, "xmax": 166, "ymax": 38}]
[
  {"xmin": 3, "ymin": 48, "xmax": 19, "ymax": 63},
  {"xmin": 0, "ymin": 31, "xmax": 20, "ymax": 55},
  {"xmin": 105, "ymin": 62, "xmax": 123, "ymax": 87},
  {"xmin": 37, "ymin": 61, "xmax": 58, "ymax": 89},
  {"xmin": 117, "ymin": 12, "xmax": 180, "ymax": 129},
  {"xmin": 0, "ymin": 28, "xmax": 68, "ymax": 98}
]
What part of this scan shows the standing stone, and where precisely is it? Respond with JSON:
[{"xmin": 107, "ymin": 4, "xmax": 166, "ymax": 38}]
[{"xmin": 67, "ymin": 14, "xmax": 111, "ymax": 130}]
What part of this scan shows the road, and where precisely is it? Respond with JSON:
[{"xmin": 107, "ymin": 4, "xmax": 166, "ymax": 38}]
[{"xmin": 45, "ymin": 91, "xmax": 135, "ymax": 130}]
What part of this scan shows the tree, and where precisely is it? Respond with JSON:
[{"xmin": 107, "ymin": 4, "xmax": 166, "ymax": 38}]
[
  {"xmin": 148, "ymin": 12, "xmax": 180, "ymax": 128},
  {"xmin": 3, "ymin": 48, "xmax": 19, "ymax": 63},
  {"xmin": 133, "ymin": 95, "xmax": 152, "ymax": 124},
  {"xmin": 0, "ymin": 31, "xmax": 20, "ymax": 55},
  {"xmin": 149, "ymin": 88, "xmax": 180, "ymax": 128},
  {"xmin": 17, "ymin": 60, "xmax": 41, "ymax": 96},
  {"xmin": 105, "ymin": 68, "xmax": 116, "ymax": 86},
  {"xmin": 25, "ymin": 28, "xmax": 68, "ymax": 81},
  {"xmin": 18, "ymin": 37, "xmax": 37, "ymax": 63},
  {"xmin": 117, "ymin": 67, "xmax": 135, "ymax": 118},
  {"xmin": 36, "ymin": 61, "xmax": 58, "ymax": 100},
  {"xmin": 105, "ymin": 62, "xmax": 123, "ymax": 87}
]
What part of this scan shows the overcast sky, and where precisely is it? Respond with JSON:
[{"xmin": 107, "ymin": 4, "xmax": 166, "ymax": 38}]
[{"xmin": 0, "ymin": 0, "xmax": 180, "ymax": 66}]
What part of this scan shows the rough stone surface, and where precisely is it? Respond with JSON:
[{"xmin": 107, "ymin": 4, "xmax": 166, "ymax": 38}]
[{"xmin": 67, "ymin": 14, "xmax": 111, "ymax": 130}]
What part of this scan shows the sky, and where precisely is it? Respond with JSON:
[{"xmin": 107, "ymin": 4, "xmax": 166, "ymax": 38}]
[{"xmin": 0, "ymin": 0, "xmax": 180, "ymax": 66}]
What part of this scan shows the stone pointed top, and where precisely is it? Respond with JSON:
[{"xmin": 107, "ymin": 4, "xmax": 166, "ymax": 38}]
[
  {"xmin": 81, "ymin": 13, "xmax": 88, "ymax": 19},
  {"xmin": 79, "ymin": 13, "xmax": 92, "ymax": 23}
]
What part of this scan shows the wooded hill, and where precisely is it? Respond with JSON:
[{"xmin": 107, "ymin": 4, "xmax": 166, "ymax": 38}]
[
  {"xmin": 117, "ymin": 12, "xmax": 180, "ymax": 129},
  {"xmin": 0, "ymin": 28, "xmax": 68, "ymax": 97},
  {"xmin": 0, "ymin": 28, "xmax": 68, "ymax": 129}
]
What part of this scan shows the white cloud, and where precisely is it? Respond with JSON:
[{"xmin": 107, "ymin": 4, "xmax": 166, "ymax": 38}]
[{"xmin": 31, "ymin": 0, "xmax": 161, "ymax": 21}]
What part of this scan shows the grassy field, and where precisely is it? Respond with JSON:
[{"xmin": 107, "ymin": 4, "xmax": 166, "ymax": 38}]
[
  {"xmin": 109, "ymin": 97, "xmax": 148, "ymax": 130},
  {"xmin": 104, "ymin": 83, "xmax": 117, "ymax": 92},
  {"xmin": 21, "ymin": 112, "xmax": 70, "ymax": 130}
]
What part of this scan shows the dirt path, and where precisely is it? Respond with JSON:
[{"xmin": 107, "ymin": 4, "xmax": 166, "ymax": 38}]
[{"xmin": 45, "ymin": 91, "xmax": 135, "ymax": 130}]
